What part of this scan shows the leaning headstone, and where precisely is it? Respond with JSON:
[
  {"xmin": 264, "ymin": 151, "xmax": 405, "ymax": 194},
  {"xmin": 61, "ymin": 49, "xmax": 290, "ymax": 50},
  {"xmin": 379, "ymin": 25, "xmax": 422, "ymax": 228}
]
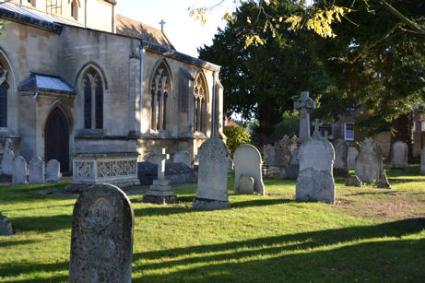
[
  {"xmin": 173, "ymin": 150, "xmax": 191, "ymax": 168},
  {"xmin": 12, "ymin": 156, "xmax": 28, "ymax": 184},
  {"xmin": 333, "ymin": 139, "xmax": 348, "ymax": 177},
  {"xmin": 238, "ymin": 175, "xmax": 255, "ymax": 194},
  {"xmin": 421, "ymin": 148, "xmax": 425, "ymax": 174},
  {"xmin": 296, "ymin": 128, "xmax": 335, "ymax": 204},
  {"xmin": 345, "ymin": 175, "xmax": 362, "ymax": 187},
  {"xmin": 0, "ymin": 213, "xmax": 13, "ymax": 236},
  {"xmin": 391, "ymin": 141, "xmax": 408, "ymax": 169},
  {"xmin": 347, "ymin": 146, "xmax": 359, "ymax": 170},
  {"xmin": 143, "ymin": 148, "xmax": 177, "ymax": 204},
  {"xmin": 294, "ymin": 91, "xmax": 316, "ymax": 143},
  {"xmin": 355, "ymin": 138, "xmax": 380, "ymax": 183},
  {"xmin": 46, "ymin": 159, "xmax": 61, "ymax": 183},
  {"xmin": 233, "ymin": 144, "xmax": 265, "ymax": 195},
  {"xmin": 29, "ymin": 157, "xmax": 45, "ymax": 184},
  {"xmin": 69, "ymin": 184, "xmax": 134, "ymax": 283},
  {"xmin": 1, "ymin": 138, "xmax": 14, "ymax": 176},
  {"xmin": 193, "ymin": 137, "xmax": 230, "ymax": 210}
]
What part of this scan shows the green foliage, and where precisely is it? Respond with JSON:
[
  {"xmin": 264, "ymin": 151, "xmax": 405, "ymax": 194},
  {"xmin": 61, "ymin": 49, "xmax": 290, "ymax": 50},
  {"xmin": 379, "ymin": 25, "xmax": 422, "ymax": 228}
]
[
  {"xmin": 270, "ymin": 111, "xmax": 299, "ymax": 142},
  {"xmin": 224, "ymin": 125, "xmax": 251, "ymax": 154}
]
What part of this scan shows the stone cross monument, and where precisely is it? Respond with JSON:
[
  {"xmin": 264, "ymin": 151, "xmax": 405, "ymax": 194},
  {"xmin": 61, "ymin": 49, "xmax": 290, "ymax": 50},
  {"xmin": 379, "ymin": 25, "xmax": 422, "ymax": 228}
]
[
  {"xmin": 294, "ymin": 91, "xmax": 316, "ymax": 144},
  {"xmin": 143, "ymin": 148, "xmax": 177, "ymax": 204}
]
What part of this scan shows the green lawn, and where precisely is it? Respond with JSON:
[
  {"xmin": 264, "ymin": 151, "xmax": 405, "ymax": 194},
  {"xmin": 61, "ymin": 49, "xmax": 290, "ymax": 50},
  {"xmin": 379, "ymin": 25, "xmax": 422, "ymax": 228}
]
[{"xmin": 0, "ymin": 166, "xmax": 424, "ymax": 282}]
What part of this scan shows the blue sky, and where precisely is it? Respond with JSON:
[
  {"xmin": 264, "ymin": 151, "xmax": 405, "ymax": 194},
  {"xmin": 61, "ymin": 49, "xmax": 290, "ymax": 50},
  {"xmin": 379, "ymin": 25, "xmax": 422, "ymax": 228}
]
[{"xmin": 116, "ymin": 0, "xmax": 238, "ymax": 57}]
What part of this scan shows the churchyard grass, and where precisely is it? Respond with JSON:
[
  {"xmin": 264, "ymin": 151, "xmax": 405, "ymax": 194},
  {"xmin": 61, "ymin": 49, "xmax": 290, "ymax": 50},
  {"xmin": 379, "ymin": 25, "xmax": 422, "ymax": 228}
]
[{"xmin": 0, "ymin": 167, "xmax": 424, "ymax": 282}]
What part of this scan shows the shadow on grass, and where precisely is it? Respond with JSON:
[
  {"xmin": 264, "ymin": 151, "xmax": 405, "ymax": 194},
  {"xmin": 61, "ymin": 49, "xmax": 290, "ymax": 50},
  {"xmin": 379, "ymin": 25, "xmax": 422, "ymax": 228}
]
[
  {"xmin": 0, "ymin": 260, "xmax": 68, "ymax": 282},
  {"xmin": 133, "ymin": 218, "xmax": 425, "ymax": 282},
  {"xmin": 0, "ymin": 239, "xmax": 37, "ymax": 248},
  {"xmin": 11, "ymin": 214, "xmax": 72, "ymax": 233}
]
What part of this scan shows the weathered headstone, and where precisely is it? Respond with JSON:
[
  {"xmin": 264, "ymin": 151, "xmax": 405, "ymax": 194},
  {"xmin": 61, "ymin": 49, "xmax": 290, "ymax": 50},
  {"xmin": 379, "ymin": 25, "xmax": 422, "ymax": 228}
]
[
  {"xmin": 347, "ymin": 146, "xmax": 359, "ymax": 170},
  {"xmin": 345, "ymin": 175, "xmax": 362, "ymax": 187},
  {"xmin": 0, "ymin": 213, "xmax": 13, "ymax": 236},
  {"xmin": 172, "ymin": 150, "xmax": 191, "ymax": 168},
  {"xmin": 296, "ymin": 128, "xmax": 335, "ymax": 204},
  {"xmin": 421, "ymin": 148, "xmax": 425, "ymax": 174},
  {"xmin": 238, "ymin": 175, "xmax": 255, "ymax": 194},
  {"xmin": 143, "ymin": 148, "xmax": 177, "ymax": 204},
  {"xmin": 355, "ymin": 138, "xmax": 380, "ymax": 183},
  {"xmin": 391, "ymin": 141, "xmax": 408, "ymax": 169},
  {"xmin": 69, "ymin": 184, "xmax": 134, "ymax": 283},
  {"xmin": 12, "ymin": 156, "xmax": 28, "ymax": 184},
  {"xmin": 275, "ymin": 135, "xmax": 292, "ymax": 168},
  {"xmin": 333, "ymin": 139, "xmax": 348, "ymax": 177},
  {"xmin": 193, "ymin": 137, "xmax": 230, "ymax": 210},
  {"xmin": 233, "ymin": 144, "xmax": 265, "ymax": 195},
  {"xmin": 285, "ymin": 136, "xmax": 300, "ymax": 179},
  {"xmin": 29, "ymin": 157, "xmax": 45, "ymax": 184},
  {"xmin": 294, "ymin": 91, "xmax": 316, "ymax": 143},
  {"xmin": 262, "ymin": 144, "xmax": 276, "ymax": 166},
  {"xmin": 46, "ymin": 159, "xmax": 61, "ymax": 183},
  {"xmin": 1, "ymin": 138, "xmax": 14, "ymax": 176}
]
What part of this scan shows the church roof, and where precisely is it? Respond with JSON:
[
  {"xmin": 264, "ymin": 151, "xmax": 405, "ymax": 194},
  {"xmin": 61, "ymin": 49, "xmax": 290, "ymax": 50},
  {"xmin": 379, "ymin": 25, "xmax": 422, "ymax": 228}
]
[
  {"xmin": 115, "ymin": 14, "xmax": 175, "ymax": 50},
  {"xmin": 18, "ymin": 73, "xmax": 75, "ymax": 95}
]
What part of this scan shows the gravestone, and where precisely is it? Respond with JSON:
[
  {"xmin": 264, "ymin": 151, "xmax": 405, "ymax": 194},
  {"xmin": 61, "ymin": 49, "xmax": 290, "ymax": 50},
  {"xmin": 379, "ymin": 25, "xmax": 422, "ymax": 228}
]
[
  {"xmin": 69, "ymin": 184, "xmax": 134, "ymax": 283},
  {"xmin": 333, "ymin": 139, "xmax": 348, "ymax": 177},
  {"xmin": 1, "ymin": 138, "xmax": 14, "ymax": 176},
  {"xmin": 262, "ymin": 144, "xmax": 276, "ymax": 166},
  {"xmin": 233, "ymin": 144, "xmax": 265, "ymax": 195},
  {"xmin": 294, "ymin": 91, "xmax": 316, "ymax": 143},
  {"xmin": 296, "ymin": 128, "xmax": 335, "ymax": 204},
  {"xmin": 29, "ymin": 157, "xmax": 45, "ymax": 184},
  {"xmin": 46, "ymin": 159, "xmax": 61, "ymax": 183},
  {"xmin": 12, "ymin": 156, "xmax": 28, "ymax": 184},
  {"xmin": 0, "ymin": 213, "xmax": 13, "ymax": 235},
  {"xmin": 173, "ymin": 150, "xmax": 191, "ymax": 168},
  {"xmin": 275, "ymin": 135, "xmax": 292, "ymax": 168},
  {"xmin": 143, "ymin": 148, "xmax": 177, "ymax": 204},
  {"xmin": 347, "ymin": 146, "xmax": 359, "ymax": 170},
  {"xmin": 238, "ymin": 176, "xmax": 255, "ymax": 194},
  {"xmin": 421, "ymin": 148, "xmax": 425, "ymax": 174},
  {"xmin": 193, "ymin": 137, "xmax": 230, "ymax": 210},
  {"xmin": 391, "ymin": 141, "xmax": 408, "ymax": 169},
  {"xmin": 355, "ymin": 138, "xmax": 380, "ymax": 183}
]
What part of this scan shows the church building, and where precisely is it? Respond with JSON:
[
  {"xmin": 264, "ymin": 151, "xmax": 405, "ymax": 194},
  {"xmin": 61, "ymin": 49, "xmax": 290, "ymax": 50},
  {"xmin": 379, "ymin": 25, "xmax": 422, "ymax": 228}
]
[{"xmin": 0, "ymin": 0, "xmax": 224, "ymax": 185}]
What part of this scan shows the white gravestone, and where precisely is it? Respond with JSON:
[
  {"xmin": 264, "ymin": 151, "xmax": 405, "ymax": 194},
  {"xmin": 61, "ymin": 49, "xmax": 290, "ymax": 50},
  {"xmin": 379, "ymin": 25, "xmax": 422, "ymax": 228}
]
[
  {"xmin": 143, "ymin": 148, "xmax": 177, "ymax": 204},
  {"xmin": 12, "ymin": 156, "xmax": 28, "ymax": 184},
  {"xmin": 347, "ymin": 146, "xmax": 359, "ymax": 170},
  {"xmin": 233, "ymin": 144, "xmax": 266, "ymax": 195},
  {"xmin": 355, "ymin": 138, "xmax": 381, "ymax": 183},
  {"xmin": 391, "ymin": 141, "xmax": 408, "ymax": 169},
  {"xmin": 46, "ymin": 159, "xmax": 61, "ymax": 183},
  {"xmin": 193, "ymin": 137, "xmax": 230, "ymax": 210},
  {"xmin": 294, "ymin": 91, "xmax": 316, "ymax": 143},
  {"xmin": 1, "ymin": 138, "xmax": 14, "ymax": 176},
  {"xmin": 69, "ymin": 184, "xmax": 134, "ymax": 283},
  {"xmin": 29, "ymin": 157, "xmax": 45, "ymax": 184},
  {"xmin": 296, "ymin": 129, "xmax": 335, "ymax": 204}
]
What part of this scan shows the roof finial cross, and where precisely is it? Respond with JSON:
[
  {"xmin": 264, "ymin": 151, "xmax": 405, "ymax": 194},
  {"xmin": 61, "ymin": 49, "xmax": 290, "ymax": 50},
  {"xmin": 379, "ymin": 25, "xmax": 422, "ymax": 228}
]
[{"xmin": 159, "ymin": 19, "xmax": 166, "ymax": 33}]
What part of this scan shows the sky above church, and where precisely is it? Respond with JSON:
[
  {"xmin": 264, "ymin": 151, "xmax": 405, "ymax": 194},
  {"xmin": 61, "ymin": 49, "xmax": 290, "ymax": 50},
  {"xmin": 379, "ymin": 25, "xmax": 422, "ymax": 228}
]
[{"xmin": 116, "ymin": 0, "xmax": 238, "ymax": 58}]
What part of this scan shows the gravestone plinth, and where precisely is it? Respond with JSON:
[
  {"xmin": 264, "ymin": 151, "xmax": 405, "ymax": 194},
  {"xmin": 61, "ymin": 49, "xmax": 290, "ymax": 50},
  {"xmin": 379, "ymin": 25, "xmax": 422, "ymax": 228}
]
[
  {"xmin": 296, "ymin": 129, "xmax": 335, "ymax": 204},
  {"xmin": 193, "ymin": 137, "xmax": 230, "ymax": 210},
  {"xmin": 143, "ymin": 148, "xmax": 177, "ymax": 204},
  {"xmin": 69, "ymin": 184, "xmax": 134, "ymax": 283}
]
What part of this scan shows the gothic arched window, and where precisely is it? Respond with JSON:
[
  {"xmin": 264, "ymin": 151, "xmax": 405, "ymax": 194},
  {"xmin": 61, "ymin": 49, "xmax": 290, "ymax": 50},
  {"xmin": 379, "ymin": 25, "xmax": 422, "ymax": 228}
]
[
  {"xmin": 82, "ymin": 67, "xmax": 103, "ymax": 129},
  {"xmin": 193, "ymin": 73, "xmax": 207, "ymax": 132},
  {"xmin": 0, "ymin": 64, "xmax": 8, "ymax": 128},
  {"xmin": 71, "ymin": 0, "xmax": 78, "ymax": 20},
  {"xmin": 150, "ymin": 62, "xmax": 170, "ymax": 131}
]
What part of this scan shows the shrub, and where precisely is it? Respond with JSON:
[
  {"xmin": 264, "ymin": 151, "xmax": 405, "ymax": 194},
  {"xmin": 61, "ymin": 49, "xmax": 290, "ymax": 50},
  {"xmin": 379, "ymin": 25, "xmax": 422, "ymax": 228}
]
[{"xmin": 224, "ymin": 125, "xmax": 251, "ymax": 154}]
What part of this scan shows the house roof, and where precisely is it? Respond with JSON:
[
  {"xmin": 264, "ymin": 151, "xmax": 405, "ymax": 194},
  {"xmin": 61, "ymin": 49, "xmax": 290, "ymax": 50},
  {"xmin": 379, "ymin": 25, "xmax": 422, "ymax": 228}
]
[
  {"xmin": 18, "ymin": 73, "xmax": 75, "ymax": 95},
  {"xmin": 115, "ymin": 14, "xmax": 174, "ymax": 50}
]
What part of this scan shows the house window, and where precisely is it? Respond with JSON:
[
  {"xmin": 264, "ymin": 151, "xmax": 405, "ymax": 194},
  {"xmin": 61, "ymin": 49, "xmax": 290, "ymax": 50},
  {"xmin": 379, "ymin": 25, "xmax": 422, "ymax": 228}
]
[
  {"xmin": 193, "ymin": 73, "xmax": 207, "ymax": 132},
  {"xmin": 150, "ymin": 61, "xmax": 170, "ymax": 131},
  {"xmin": 71, "ymin": 0, "xmax": 78, "ymax": 20},
  {"xmin": 82, "ymin": 68, "xmax": 103, "ymax": 129},
  {"xmin": 344, "ymin": 123, "xmax": 354, "ymax": 141},
  {"xmin": 0, "ymin": 64, "xmax": 8, "ymax": 128},
  {"xmin": 319, "ymin": 123, "xmax": 332, "ymax": 138}
]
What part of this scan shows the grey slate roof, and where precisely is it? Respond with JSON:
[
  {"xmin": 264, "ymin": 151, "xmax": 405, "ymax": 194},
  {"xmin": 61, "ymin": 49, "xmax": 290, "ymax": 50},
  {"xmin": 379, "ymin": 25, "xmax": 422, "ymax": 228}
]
[{"xmin": 18, "ymin": 73, "xmax": 75, "ymax": 95}]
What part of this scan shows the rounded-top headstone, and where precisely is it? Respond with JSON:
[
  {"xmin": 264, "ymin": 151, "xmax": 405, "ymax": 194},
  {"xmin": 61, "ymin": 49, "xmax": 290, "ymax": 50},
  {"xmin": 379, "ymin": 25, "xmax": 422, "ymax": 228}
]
[
  {"xmin": 29, "ymin": 156, "xmax": 45, "ymax": 184},
  {"xmin": 69, "ymin": 184, "xmax": 134, "ymax": 283},
  {"xmin": 1, "ymin": 138, "xmax": 15, "ymax": 176},
  {"xmin": 46, "ymin": 159, "xmax": 61, "ymax": 183},
  {"xmin": 12, "ymin": 155, "xmax": 28, "ymax": 184},
  {"xmin": 233, "ymin": 144, "xmax": 265, "ymax": 195},
  {"xmin": 391, "ymin": 141, "xmax": 408, "ymax": 169},
  {"xmin": 355, "ymin": 138, "xmax": 381, "ymax": 183}
]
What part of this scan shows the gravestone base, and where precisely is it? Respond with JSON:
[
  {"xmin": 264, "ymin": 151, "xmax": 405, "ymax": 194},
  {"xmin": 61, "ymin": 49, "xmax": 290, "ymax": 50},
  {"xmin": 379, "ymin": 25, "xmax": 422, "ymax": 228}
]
[
  {"xmin": 192, "ymin": 197, "xmax": 230, "ymax": 210},
  {"xmin": 0, "ymin": 213, "xmax": 13, "ymax": 236},
  {"xmin": 143, "ymin": 180, "xmax": 177, "ymax": 204},
  {"xmin": 296, "ymin": 169, "xmax": 335, "ymax": 204}
]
